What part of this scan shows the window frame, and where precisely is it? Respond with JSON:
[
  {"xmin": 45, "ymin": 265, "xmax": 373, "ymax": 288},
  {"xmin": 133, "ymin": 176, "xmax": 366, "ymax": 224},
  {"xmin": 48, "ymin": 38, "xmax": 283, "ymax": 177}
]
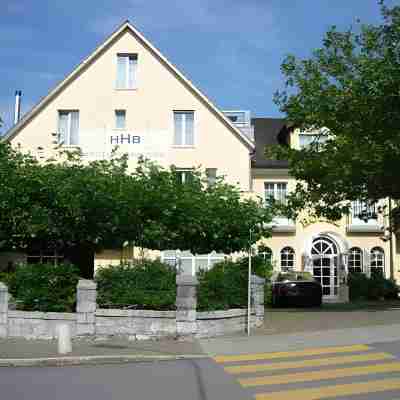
[
  {"xmin": 58, "ymin": 110, "xmax": 79, "ymax": 146},
  {"xmin": 264, "ymin": 182, "xmax": 288, "ymax": 205},
  {"xmin": 175, "ymin": 168, "xmax": 194, "ymax": 184},
  {"xmin": 348, "ymin": 247, "xmax": 363, "ymax": 274},
  {"xmin": 370, "ymin": 247, "xmax": 385, "ymax": 274},
  {"xmin": 280, "ymin": 246, "xmax": 295, "ymax": 272},
  {"xmin": 116, "ymin": 53, "xmax": 138, "ymax": 90},
  {"xmin": 27, "ymin": 249, "xmax": 64, "ymax": 266},
  {"xmin": 173, "ymin": 111, "xmax": 195, "ymax": 147},
  {"xmin": 115, "ymin": 109, "xmax": 127, "ymax": 130}
]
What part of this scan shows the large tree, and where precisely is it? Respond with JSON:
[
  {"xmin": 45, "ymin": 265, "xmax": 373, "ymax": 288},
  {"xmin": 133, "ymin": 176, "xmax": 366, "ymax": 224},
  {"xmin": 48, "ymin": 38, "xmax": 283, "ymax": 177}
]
[
  {"xmin": 0, "ymin": 143, "xmax": 272, "ymax": 277},
  {"xmin": 271, "ymin": 2, "xmax": 400, "ymax": 224}
]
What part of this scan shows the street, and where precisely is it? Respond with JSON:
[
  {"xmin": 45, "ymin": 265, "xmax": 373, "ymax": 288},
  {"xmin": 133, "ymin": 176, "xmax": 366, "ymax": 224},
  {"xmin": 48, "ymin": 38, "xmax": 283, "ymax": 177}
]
[
  {"xmin": 2, "ymin": 341, "xmax": 400, "ymax": 400},
  {"xmin": 0, "ymin": 357, "xmax": 249, "ymax": 400}
]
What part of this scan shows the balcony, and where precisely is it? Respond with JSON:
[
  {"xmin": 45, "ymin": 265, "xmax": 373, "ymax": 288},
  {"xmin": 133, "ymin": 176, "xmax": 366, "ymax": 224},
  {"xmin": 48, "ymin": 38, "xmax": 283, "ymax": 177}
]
[
  {"xmin": 269, "ymin": 216, "xmax": 296, "ymax": 233},
  {"xmin": 346, "ymin": 202, "xmax": 383, "ymax": 234}
]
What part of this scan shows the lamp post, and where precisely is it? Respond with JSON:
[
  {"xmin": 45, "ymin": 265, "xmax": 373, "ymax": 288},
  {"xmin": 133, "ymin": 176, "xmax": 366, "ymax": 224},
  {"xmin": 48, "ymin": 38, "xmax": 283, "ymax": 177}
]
[{"xmin": 247, "ymin": 227, "xmax": 252, "ymax": 336}]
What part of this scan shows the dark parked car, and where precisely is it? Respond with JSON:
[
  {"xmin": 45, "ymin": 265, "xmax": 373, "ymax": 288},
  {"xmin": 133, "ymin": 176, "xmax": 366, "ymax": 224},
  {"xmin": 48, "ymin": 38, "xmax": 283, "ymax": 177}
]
[{"xmin": 271, "ymin": 280, "xmax": 322, "ymax": 307}]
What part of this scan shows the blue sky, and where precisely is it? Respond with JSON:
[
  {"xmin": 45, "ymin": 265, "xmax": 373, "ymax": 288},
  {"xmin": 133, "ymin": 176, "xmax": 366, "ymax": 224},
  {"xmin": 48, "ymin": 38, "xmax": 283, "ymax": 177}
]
[{"xmin": 1, "ymin": 0, "xmax": 398, "ymax": 134}]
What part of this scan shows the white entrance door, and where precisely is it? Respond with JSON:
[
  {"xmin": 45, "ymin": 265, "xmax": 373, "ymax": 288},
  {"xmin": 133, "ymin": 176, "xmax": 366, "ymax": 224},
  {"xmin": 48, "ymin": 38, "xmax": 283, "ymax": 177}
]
[{"xmin": 311, "ymin": 237, "xmax": 339, "ymax": 300}]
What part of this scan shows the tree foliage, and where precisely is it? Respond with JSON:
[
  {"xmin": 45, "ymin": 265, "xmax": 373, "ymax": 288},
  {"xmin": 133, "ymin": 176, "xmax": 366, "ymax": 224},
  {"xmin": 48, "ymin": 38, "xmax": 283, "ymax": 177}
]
[
  {"xmin": 271, "ymin": 2, "xmax": 400, "ymax": 221},
  {"xmin": 0, "ymin": 142, "xmax": 272, "ymax": 276}
]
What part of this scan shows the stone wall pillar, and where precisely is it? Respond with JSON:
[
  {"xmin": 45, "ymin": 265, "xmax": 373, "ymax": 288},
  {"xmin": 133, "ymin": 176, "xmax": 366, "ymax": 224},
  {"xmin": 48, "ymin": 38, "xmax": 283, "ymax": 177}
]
[
  {"xmin": 251, "ymin": 275, "xmax": 265, "ymax": 327},
  {"xmin": 0, "ymin": 282, "xmax": 8, "ymax": 338},
  {"xmin": 176, "ymin": 275, "xmax": 198, "ymax": 337},
  {"xmin": 76, "ymin": 279, "xmax": 97, "ymax": 336}
]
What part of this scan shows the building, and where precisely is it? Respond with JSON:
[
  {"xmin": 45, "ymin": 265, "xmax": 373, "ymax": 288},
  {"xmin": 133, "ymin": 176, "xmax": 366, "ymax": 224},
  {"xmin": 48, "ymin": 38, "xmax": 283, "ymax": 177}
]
[{"xmin": 2, "ymin": 21, "xmax": 398, "ymax": 302}]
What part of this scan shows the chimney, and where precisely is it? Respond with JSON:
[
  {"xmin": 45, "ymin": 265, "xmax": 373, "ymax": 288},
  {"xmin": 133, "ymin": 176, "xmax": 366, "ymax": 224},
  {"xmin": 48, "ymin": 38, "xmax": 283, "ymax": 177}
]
[{"xmin": 14, "ymin": 90, "xmax": 22, "ymax": 124}]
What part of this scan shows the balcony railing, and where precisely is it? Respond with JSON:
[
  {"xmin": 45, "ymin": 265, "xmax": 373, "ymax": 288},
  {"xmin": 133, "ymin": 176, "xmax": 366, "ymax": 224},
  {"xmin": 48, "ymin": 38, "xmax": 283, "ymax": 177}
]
[
  {"xmin": 268, "ymin": 216, "xmax": 296, "ymax": 233},
  {"xmin": 347, "ymin": 202, "xmax": 383, "ymax": 233}
]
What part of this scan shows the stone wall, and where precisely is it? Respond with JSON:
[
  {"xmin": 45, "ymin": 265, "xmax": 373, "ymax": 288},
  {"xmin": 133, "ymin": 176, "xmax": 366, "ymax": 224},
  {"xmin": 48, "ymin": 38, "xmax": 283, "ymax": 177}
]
[
  {"xmin": 0, "ymin": 275, "xmax": 265, "ymax": 340},
  {"xmin": 8, "ymin": 311, "xmax": 76, "ymax": 339},
  {"xmin": 196, "ymin": 309, "xmax": 257, "ymax": 338}
]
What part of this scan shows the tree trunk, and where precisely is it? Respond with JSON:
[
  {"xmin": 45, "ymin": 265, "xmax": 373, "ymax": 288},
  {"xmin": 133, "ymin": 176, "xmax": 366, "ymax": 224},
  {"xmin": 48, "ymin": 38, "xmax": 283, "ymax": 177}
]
[{"xmin": 64, "ymin": 244, "xmax": 95, "ymax": 279}]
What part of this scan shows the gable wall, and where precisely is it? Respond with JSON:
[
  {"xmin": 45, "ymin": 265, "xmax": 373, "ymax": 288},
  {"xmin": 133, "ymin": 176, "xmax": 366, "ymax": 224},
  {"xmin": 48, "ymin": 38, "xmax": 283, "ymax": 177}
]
[{"xmin": 10, "ymin": 29, "xmax": 251, "ymax": 190}]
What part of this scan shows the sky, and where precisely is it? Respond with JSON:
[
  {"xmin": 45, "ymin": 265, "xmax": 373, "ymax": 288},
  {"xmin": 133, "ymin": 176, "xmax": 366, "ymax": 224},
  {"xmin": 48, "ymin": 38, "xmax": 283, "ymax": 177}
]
[{"xmin": 1, "ymin": 0, "xmax": 398, "ymax": 134}]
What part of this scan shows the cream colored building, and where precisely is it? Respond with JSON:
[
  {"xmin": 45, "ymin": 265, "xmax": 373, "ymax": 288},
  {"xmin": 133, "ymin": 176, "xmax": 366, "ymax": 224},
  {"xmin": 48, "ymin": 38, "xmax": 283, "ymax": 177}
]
[{"xmin": 2, "ymin": 21, "xmax": 398, "ymax": 301}]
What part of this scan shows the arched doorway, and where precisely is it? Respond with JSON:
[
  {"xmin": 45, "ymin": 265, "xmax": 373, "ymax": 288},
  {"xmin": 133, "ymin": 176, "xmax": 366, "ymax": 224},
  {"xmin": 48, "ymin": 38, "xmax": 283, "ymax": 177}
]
[{"xmin": 311, "ymin": 237, "xmax": 339, "ymax": 299}]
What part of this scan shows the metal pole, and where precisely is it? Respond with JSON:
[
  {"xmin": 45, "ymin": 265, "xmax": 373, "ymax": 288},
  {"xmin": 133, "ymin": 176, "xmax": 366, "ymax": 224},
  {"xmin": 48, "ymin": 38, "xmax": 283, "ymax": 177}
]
[
  {"xmin": 247, "ymin": 228, "xmax": 252, "ymax": 336},
  {"xmin": 388, "ymin": 198, "xmax": 395, "ymax": 280}
]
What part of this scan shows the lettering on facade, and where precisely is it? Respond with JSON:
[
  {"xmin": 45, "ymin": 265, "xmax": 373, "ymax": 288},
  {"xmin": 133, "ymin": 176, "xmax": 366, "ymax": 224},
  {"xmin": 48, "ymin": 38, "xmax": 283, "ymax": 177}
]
[{"xmin": 110, "ymin": 134, "xmax": 141, "ymax": 145}]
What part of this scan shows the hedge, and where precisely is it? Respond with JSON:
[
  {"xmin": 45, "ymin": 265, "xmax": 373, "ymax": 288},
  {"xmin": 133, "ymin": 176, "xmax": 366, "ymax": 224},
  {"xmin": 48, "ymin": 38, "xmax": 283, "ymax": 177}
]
[
  {"xmin": 95, "ymin": 259, "xmax": 176, "ymax": 310},
  {"xmin": 197, "ymin": 255, "xmax": 272, "ymax": 311},
  {"xmin": 7, "ymin": 263, "xmax": 80, "ymax": 312},
  {"xmin": 348, "ymin": 271, "xmax": 399, "ymax": 301}
]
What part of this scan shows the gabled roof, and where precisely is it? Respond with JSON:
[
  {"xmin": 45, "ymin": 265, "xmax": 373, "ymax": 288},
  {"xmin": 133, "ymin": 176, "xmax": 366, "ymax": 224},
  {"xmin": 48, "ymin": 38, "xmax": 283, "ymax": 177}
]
[
  {"xmin": 251, "ymin": 117, "xmax": 290, "ymax": 169},
  {"xmin": 2, "ymin": 21, "xmax": 254, "ymax": 149}
]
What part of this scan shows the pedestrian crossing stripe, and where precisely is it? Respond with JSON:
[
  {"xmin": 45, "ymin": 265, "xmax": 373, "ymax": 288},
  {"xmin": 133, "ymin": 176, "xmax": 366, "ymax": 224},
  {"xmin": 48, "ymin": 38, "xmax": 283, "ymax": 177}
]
[
  {"xmin": 239, "ymin": 361, "xmax": 400, "ymax": 387},
  {"xmin": 214, "ymin": 344, "xmax": 370, "ymax": 363},
  {"xmin": 224, "ymin": 352, "xmax": 394, "ymax": 374},
  {"xmin": 255, "ymin": 377, "xmax": 400, "ymax": 400}
]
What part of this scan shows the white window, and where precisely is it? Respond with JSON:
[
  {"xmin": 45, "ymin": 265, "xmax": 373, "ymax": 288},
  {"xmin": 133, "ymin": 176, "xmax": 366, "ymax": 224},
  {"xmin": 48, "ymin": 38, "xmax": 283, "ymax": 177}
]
[
  {"xmin": 58, "ymin": 110, "xmax": 79, "ymax": 145},
  {"xmin": 258, "ymin": 246, "xmax": 273, "ymax": 265},
  {"xmin": 115, "ymin": 110, "xmax": 126, "ymax": 129},
  {"xmin": 116, "ymin": 54, "xmax": 138, "ymax": 89},
  {"xmin": 370, "ymin": 247, "xmax": 385, "ymax": 275},
  {"xmin": 299, "ymin": 133, "xmax": 328, "ymax": 149},
  {"xmin": 173, "ymin": 111, "xmax": 194, "ymax": 146},
  {"xmin": 175, "ymin": 169, "xmax": 194, "ymax": 184},
  {"xmin": 264, "ymin": 182, "xmax": 287, "ymax": 205},
  {"xmin": 161, "ymin": 250, "xmax": 225, "ymax": 275},
  {"xmin": 280, "ymin": 247, "xmax": 295, "ymax": 272},
  {"xmin": 206, "ymin": 168, "xmax": 217, "ymax": 187},
  {"xmin": 348, "ymin": 247, "xmax": 363, "ymax": 274}
]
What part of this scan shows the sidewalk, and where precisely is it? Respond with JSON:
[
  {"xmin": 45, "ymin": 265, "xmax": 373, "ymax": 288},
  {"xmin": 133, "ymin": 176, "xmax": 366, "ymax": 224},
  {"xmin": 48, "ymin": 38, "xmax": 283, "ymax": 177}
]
[
  {"xmin": 0, "ymin": 337, "xmax": 205, "ymax": 366},
  {"xmin": 199, "ymin": 323, "xmax": 400, "ymax": 356},
  {"xmin": 2, "ymin": 307, "xmax": 400, "ymax": 367}
]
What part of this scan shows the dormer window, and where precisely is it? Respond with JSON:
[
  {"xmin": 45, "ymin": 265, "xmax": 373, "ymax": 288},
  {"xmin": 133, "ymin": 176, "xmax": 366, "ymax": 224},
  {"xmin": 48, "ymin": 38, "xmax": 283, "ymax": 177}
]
[{"xmin": 116, "ymin": 54, "xmax": 138, "ymax": 89}]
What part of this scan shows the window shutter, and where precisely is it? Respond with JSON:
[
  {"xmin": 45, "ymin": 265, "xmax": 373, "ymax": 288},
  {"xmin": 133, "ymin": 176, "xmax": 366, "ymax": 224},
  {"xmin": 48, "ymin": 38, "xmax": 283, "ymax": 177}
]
[
  {"xmin": 70, "ymin": 111, "xmax": 79, "ymax": 145},
  {"xmin": 58, "ymin": 112, "xmax": 68, "ymax": 144},
  {"xmin": 116, "ymin": 55, "xmax": 126, "ymax": 89},
  {"xmin": 185, "ymin": 112, "xmax": 194, "ymax": 145},
  {"xmin": 173, "ymin": 112, "xmax": 182, "ymax": 145},
  {"xmin": 206, "ymin": 168, "xmax": 217, "ymax": 187},
  {"xmin": 128, "ymin": 55, "xmax": 137, "ymax": 89}
]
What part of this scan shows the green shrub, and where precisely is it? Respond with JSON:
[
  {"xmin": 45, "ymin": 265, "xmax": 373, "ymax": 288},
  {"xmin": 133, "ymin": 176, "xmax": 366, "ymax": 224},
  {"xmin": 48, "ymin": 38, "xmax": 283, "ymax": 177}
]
[
  {"xmin": 8, "ymin": 263, "xmax": 80, "ymax": 312},
  {"xmin": 348, "ymin": 271, "xmax": 399, "ymax": 301},
  {"xmin": 0, "ymin": 272, "xmax": 15, "ymax": 287},
  {"xmin": 197, "ymin": 256, "xmax": 272, "ymax": 311},
  {"xmin": 348, "ymin": 272, "xmax": 370, "ymax": 301},
  {"xmin": 383, "ymin": 278, "xmax": 399, "ymax": 300},
  {"xmin": 264, "ymin": 282, "xmax": 273, "ymax": 306},
  {"xmin": 95, "ymin": 259, "xmax": 176, "ymax": 310}
]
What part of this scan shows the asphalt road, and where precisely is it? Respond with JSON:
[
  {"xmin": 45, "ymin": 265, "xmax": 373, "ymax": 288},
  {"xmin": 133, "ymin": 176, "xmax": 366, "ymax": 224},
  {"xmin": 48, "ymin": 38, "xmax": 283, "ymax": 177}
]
[
  {"xmin": 0, "ymin": 358, "xmax": 251, "ymax": 400},
  {"xmin": 2, "ymin": 341, "xmax": 400, "ymax": 400}
]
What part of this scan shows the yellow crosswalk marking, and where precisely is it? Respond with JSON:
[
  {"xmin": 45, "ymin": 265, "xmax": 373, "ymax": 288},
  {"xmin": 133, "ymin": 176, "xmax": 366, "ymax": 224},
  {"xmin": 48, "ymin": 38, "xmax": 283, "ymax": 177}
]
[
  {"xmin": 224, "ymin": 352, "xmax": 394, "ymax": 374},
  {"xmin": 255, "ymin": 377, "xmax": 400, "ymax": 400},
  {"xmin": 239, "ymin": 361, "xmax": 400, "ymax": 387},
  {"xmin": 214, "ymin": 344, "xmax": 370, "ymax": 363}
]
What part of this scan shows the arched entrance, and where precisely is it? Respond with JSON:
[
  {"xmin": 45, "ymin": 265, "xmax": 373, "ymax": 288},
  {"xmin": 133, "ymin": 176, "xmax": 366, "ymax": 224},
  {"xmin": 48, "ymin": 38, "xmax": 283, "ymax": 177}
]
[{"xmin": 311, "ymin": 236, "xmax": 339, "ymax": 299}]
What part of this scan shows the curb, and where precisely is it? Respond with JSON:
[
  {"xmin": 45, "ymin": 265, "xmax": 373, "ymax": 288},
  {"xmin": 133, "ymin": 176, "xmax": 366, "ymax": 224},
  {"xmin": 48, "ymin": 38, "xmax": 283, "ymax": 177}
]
[{"xmin": 0, "ymin": 354, "xmax": 209, "ymax": 367}]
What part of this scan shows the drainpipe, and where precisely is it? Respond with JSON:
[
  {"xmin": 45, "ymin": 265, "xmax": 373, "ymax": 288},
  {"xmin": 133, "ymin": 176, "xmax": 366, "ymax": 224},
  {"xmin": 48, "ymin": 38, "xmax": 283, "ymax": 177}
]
[{"xmin": 14, "ymin": 90, "xmax": 22, "ymax": 124}]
